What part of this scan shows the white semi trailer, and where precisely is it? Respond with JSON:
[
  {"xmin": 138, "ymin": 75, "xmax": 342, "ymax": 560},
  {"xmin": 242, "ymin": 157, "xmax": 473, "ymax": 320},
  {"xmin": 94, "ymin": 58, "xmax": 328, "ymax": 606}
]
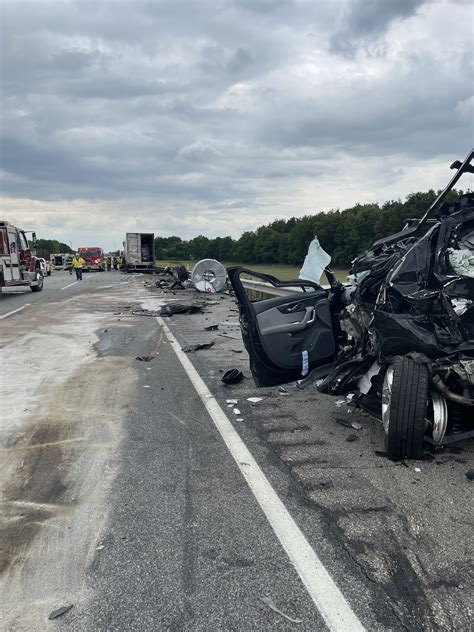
[{"xmin": 124, "ymin": 233, "xmax": 155, "ymax": 273}]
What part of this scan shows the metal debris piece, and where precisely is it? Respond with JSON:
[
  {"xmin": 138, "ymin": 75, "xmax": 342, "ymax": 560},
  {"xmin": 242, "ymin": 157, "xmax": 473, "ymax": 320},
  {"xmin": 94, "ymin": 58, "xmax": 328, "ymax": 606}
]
[
  {"xmin": 335, "ymin": 418, "xmax": 363, "ymax": 430},
  {"xmin": 204, "ymin": 324, "xmax": 219, "ymax": 331},
  {"xmin": 160, "ymin": 303, "xmax": 203, "ymax": 317},
  {"xmin": 226, "ymin": 399, "xmax": 238, "ymax": 404},
  {"xmin": 260, "ymin": 596, "xmax": 302, "ymax": 624},
  {"xmin": 277, "ymin": 386, "xmax": 289, "ymax": 396},
  {"xmin": 218, "ymin": 332, "xmax": 241, "ymax": 340},
  {"xmin": 135, "ymin": 355, "xmax": 154, "ymax": 362},
  {"xmin": 233, "ymin": 408, "xmax": 241, "ymax": 415},
  {"xmin": 48, "ymin": 605, "xmax": 73, "ymax": 620},
  {"xmin": 247, "ymin": 397, "xmax": 263, "ymax": 403},
  {"xmin": 222, "ymin": 369, "xmax": 244, "ymax": 385},
  {"xmin": 191, "ymin": 259, "xmax": 227, "ymax": 293},
  {"xmin": 182, "ymin": 341, "xmax": 215, "ymax": 353}
]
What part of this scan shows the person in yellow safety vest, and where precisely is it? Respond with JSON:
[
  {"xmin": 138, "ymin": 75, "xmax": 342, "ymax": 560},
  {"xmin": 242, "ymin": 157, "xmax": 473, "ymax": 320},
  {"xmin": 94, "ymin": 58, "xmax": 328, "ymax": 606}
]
[{"xmin": 71, "ymin": 253, "xmax": 86, "ymax": 281}]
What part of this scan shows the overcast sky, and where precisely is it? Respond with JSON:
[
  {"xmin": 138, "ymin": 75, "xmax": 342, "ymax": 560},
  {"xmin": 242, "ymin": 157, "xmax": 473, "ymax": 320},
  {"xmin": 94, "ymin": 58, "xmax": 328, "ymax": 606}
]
[{"xmin": 1, "ymin": 0, "xmax": 473, "ymax": 251}]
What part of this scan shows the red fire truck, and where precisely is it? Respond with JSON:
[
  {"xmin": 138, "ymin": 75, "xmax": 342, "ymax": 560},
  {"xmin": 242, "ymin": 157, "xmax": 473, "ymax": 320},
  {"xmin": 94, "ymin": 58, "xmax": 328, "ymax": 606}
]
[
  {"xmin": 77, "ymin": 247, "xmax": 105, "ymax": 272},
  {"xmin": 0, "ymin": 221, "xmax": 44, "ymax": 292}
]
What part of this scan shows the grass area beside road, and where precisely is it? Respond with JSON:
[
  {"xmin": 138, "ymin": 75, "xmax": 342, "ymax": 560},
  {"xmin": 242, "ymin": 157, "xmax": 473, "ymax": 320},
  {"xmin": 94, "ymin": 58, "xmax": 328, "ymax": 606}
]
[{"xmin": 155, "ymin": 260, "xmax": 349, "ymax": 282}]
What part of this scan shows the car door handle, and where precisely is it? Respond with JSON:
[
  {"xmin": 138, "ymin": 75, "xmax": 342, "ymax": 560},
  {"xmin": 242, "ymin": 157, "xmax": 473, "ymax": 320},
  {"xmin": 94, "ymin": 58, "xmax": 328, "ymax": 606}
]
[{"xmin": 261, "ymin": 306, "xmax": 316, "ymax": 335}]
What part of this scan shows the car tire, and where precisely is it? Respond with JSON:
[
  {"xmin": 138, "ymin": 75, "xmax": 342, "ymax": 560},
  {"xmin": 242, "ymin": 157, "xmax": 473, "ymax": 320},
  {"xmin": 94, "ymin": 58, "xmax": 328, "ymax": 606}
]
[
  {"xmin": 382, "ymin": 356, "xmax": 428, "ymax": 459},
  {"xmin": 31, "ymin": 270, "xmax": 44, "ymax": 292}
]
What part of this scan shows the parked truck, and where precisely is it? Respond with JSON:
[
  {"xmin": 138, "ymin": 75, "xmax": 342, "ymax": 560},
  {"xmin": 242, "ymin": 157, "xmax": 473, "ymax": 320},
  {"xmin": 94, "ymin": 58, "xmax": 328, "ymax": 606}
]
[
  {"xmin": 124, "ymin": 233, "xmax": 155, "ymax": 273},
  {"xmin": 0, "ymin": 221, "xmax": 44, "ymax": 292},
  {"xmin": 50, "ymin": 253, "xmax": 72, "ymax": 270},
  {"xmin": 77, "ymin": 246, "xmax": 105, "ymax": 271}
]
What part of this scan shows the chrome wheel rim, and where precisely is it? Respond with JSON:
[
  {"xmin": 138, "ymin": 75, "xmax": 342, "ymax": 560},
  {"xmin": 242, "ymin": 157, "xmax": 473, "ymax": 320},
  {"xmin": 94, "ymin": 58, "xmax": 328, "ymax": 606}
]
[
  {"xmin": 430, "ymin": 390, "xmax": 448, "ymax": 444},
  {"xmin": 382, "ymin": 366, "xmax": 394, "ymax": 434}
]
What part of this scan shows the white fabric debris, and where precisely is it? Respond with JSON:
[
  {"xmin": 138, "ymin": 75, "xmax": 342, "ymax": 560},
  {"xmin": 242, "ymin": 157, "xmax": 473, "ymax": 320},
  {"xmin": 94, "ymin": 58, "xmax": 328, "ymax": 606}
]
[
  {"xmin": 448, "ymin": 248, "xmax": 474, "ymax": 278},
  {"xmin": 299, "ymin": 236, "xmax": 331, "ymax": 284}
]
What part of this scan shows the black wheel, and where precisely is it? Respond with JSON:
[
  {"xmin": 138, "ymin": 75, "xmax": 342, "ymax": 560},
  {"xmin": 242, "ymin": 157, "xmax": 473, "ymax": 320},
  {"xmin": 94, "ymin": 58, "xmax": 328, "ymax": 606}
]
[
  {"xmin": 382, "ymin": 356, "xmax": 429, "ymax": 459},
  {"xmin": 31, "ymin": 270, "xmax": 44, "ymax": 292}
]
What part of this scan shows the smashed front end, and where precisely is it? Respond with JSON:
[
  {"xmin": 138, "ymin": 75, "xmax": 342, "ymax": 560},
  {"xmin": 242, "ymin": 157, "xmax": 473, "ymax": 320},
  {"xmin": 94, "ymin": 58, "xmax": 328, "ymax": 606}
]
[{"xmin": 323, "ymin": 154, "xmax": 474, "ymax": 447}]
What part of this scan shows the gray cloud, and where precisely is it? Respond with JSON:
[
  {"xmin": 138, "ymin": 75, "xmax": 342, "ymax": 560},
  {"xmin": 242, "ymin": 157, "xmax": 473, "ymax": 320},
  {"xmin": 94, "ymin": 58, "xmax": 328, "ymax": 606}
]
[
  {"xmin": 330, "ymin": 0, "xmax": 429, "ymax": 55},
  {"xmin": 0, "ymin": 0, "xmax": 473, "ymax": 249}
]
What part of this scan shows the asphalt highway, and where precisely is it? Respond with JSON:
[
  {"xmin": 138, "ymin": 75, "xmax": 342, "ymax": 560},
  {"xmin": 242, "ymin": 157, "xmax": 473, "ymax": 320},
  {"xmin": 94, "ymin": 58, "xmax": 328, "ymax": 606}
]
[{"xmin": 0, "ymin": 272, "xmax": 472, "ymax": 631}]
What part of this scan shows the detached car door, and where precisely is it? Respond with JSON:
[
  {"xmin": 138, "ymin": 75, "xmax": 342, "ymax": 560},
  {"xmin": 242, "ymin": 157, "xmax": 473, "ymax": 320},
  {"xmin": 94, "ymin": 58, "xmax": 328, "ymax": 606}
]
[{"xmin": 227, "ymin": 267, "xmax": 337, "ymax": 387}]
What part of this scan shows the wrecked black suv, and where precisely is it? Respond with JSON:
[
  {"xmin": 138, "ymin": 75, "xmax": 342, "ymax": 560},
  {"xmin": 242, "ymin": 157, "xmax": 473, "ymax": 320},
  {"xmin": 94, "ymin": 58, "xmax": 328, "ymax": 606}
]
[{"xmin": 228, "ymin": 150, "xmax": 474, "ymax": 459}]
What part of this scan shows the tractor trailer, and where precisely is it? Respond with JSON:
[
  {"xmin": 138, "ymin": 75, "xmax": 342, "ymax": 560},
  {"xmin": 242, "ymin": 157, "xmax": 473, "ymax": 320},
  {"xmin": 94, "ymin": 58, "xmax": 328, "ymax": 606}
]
[{"xmin": 124, "ymin": 233, "xmax": 155, "ymax": 272}]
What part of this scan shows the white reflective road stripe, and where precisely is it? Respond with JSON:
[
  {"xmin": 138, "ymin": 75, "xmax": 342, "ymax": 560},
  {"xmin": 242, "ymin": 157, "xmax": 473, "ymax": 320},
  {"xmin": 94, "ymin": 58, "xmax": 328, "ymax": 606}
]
[
  {"xmin": 60, "ymin": 281, "xmax": 78, "ymax": 290},
  {"xmin": 0, "ymin": 304, "xmax": 30, "ymax": 320},
  {"xmin": 157, "ymin": 316, "xmax": 365, "ymax": 632}
]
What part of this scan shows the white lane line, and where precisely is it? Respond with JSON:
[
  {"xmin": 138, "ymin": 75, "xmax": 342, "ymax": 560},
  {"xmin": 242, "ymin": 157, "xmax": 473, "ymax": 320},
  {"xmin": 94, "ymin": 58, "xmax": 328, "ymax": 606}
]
[
  {"xmin": 61, "ymin": 280, "xmax": 79, "ymax": 290},
  {"xmin": 157, "ymin": 317, "xmax": 365, "ymax": 632},
  {"xmin": 0, "ymin": 304, "xmax": 31, "ymax": 320}
]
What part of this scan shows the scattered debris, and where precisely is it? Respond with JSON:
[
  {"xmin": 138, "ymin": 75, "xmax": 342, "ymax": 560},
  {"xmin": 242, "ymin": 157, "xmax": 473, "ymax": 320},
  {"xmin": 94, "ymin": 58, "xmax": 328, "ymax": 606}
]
[
  {"xmin": 48, "ymin": 605, "xmax": 73, "ymax": 620},
  {"xmin": 222, "ymin": 369, "xmax": 244, "ymax": 385},
  {"xmin": 414, "ymin": 467, "xmax": 421, "ymax": 473},
  {"xmin": 259, "ymin": 596, "xmax": 302, "ymax": 624},
  {"xmin": 96, "ymin": 545, "xmax": 105, "ymax": 550},
  {"xmin": 277, "ymin": 386, "xmax": 289, "ymax": 396},
  {"xmin": 465, "ymin": 468, "xmax": 474, "ymax": 480},
  {"xmin": 182, "ymin": 341, "xmax": 215, "ymax": 353},
  {"xmin": 247, "ymin": 397, "xmax": 263, "ymax": 404},
  {"xmin": 160, "ymin": 303, "xmax": 203, "ymax": 317},
  {"xmin": 230, "ymin": 349, "xmax": 243, "ymax": 353},
  {"xmin": 131, "ymin": 308, "xmax": 161, "ymax": 317},
  {"xmin": 204, "ymin": 324, "xmax": 219, "ymax": 331},
  {"xmin": 334, "ymin": 399, "xmax": 345, "ymax": 408},
  {"xmin": 233, "ymin": 408, "xmax": 241, "ymax": 415},
  {"xmin": 345, "ymin": 433, "xmax": 360, "ymax": 442},
  {"xmin": 217, "ymin": 332, "xmax": 241, "ymax": 340},
  {"xmin": 226, "ymin": 399, "xmax": 238, "ymax": 404},
  {"xmin": 335, "ymin": 418, "xmax": 363, "ymax": 430},
  {"xmin": 135, "ymin": 355, "xmax": 154, "ymax": 362},
  {"xmin": 143, "ymin": 385, "xmax": 150, "ymax": 388},
  {"xmin": 236, "ymin": 417, "xmax": 244, "ymax": 421}
]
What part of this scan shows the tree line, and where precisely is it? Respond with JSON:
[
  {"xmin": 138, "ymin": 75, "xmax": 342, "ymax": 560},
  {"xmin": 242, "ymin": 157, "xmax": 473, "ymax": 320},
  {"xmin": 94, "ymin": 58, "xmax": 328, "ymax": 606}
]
[
  {"xmin": 155, "ymin": 189, "xmax": 461, "ymax": 267},
  {"xmin": 33, "ymin": 239, "xmax": 74, "ymax": 259}
]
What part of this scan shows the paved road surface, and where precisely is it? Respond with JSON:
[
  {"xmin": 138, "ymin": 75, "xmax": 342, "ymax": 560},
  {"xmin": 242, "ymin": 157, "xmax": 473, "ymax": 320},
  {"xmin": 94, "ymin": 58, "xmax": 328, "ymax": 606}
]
[{"xmin": 0, "ymin": 273, "xmax": 472, "ymax": 631}]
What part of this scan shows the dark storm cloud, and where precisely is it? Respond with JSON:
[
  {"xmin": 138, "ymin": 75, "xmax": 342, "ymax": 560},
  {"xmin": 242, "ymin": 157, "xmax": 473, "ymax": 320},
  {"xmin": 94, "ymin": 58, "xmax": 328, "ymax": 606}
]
[{"xmin": 330, "ymin": 0, "xmax": 429, "ymax": 55}]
